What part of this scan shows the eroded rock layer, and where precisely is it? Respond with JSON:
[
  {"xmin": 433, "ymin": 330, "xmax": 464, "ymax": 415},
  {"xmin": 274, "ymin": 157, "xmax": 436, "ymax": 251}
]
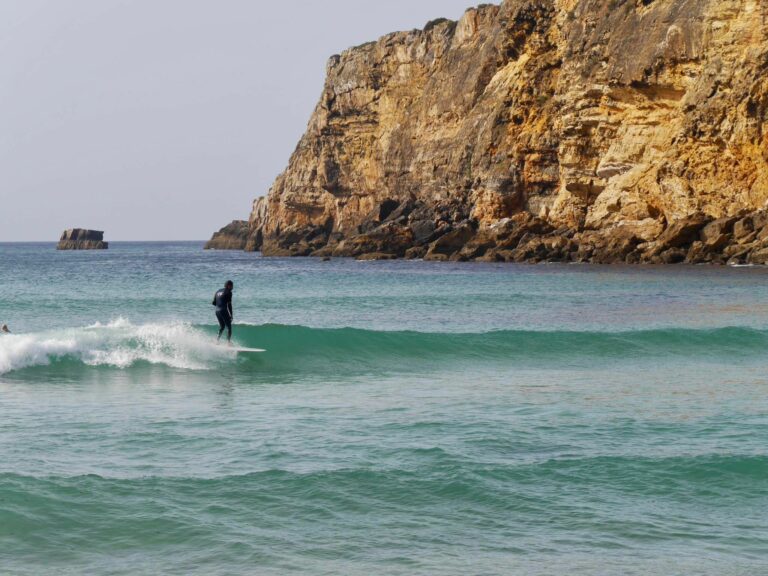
[{"xmin": 232, "ymin": 0, "xmax": 768, "ymax": 263}]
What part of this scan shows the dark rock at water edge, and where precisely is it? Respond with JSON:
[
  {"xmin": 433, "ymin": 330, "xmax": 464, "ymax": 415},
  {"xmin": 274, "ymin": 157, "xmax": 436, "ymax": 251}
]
[
  {"xmin": 356, "ymin": 252, "xmax": 398, "ymax": 261},
  {"xmin": 57, "ymin": 229, "xmax": 108, "ymax": 250},
  {"xmin": 297, "ymin": 205, "xmax": 768, "ymax": 265},
  {"xmin": 204, "ymin": 220, "xmax": 250, "ymax": 250},
  {"xmin": 208, "ymin": 198, "xmax": 768, "ymax": 265}
]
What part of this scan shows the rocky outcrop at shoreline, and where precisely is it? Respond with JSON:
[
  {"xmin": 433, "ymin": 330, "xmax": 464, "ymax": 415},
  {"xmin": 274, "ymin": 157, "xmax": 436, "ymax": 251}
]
[
  {"xmin": 57, "ymin": 229, "xmax": 108, "ymax": 250},
  {"xmin": 204, "ymin": 221, "xmax": 250, "ymax": 250},
  {"xmin": 212, "ymin": 0, "xmax": 768, "ymax": 264},
  {"xmin": 248, "ymin": 201, "xmax": 768, "ymax": 264}
]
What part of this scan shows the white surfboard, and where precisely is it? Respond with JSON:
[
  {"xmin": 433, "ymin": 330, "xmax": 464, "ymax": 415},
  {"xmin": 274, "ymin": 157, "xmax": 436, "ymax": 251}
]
[{"xmin": 232, "ymin": 346, "xmax": 266, "ymax": 353}]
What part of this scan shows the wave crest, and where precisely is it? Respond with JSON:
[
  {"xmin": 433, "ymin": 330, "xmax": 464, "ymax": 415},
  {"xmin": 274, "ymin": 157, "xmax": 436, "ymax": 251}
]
[{"xmin": 2, "ymin": 321, "xmax": 767, "ymax": 375}]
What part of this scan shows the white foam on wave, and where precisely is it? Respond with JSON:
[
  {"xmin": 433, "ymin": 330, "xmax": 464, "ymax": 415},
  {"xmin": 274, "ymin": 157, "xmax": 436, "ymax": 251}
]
[{"xmin": 0, "ymin": 318, "xmax": 234, "ymax": 374}]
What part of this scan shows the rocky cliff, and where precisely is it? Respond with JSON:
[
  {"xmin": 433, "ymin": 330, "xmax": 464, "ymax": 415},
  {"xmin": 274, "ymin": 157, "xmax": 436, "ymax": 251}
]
[
  {"xmin": 225, "ymin": 0, "xmax": 768, "ymax": 264},
  {"xmin": 204, "ymin": 221, "xmax": 250, "ymax": 250},
  {"xmin": 57, "ymin": 229, "xmax": 108, "ymax": 250}
]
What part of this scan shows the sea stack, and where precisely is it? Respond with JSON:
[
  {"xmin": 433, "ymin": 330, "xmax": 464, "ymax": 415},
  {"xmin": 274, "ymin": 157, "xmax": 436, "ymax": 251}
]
[
  {"xmin": 204, "ymin": 221, "xmax": 250, "ymax": 250},
  {"xmin": 57, "ymin": 229, "xmax": 108, "ymax": 250},
  {"xmin": 210, "ymin": 0, "xmax": 768, "ymax": 264}
]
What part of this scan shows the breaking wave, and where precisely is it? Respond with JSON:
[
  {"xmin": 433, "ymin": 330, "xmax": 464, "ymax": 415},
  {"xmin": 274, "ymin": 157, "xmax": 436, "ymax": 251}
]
[
  {"xmin": 2, "ymin": 320, "xmax": 767, "ymax": 375},
  {"xmin": 0, "ymin": 318, "xmax": 234, "ymax": 374}
]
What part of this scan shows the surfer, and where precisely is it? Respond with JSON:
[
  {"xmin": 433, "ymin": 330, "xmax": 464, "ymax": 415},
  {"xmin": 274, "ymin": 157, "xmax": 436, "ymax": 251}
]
[
  {"xmin": 1, "ymin": 324, "xmax": 9, "ymax": 334},
  {"xmin": 212, "ymin": 280, "xmax": 234, "ymax": 343}
]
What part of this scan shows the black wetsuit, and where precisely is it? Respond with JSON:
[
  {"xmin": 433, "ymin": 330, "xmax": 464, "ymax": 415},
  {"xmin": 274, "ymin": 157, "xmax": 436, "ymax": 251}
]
[{"xmin": 212, "ymin": 288, "xmax": 233, "ymax": 341}]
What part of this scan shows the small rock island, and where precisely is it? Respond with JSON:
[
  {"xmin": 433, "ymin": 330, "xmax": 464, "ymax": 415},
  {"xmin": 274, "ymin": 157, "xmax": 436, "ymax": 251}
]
[{"xmin": 57, "ymin": 229, "xmax": 108, "ymax": 250}]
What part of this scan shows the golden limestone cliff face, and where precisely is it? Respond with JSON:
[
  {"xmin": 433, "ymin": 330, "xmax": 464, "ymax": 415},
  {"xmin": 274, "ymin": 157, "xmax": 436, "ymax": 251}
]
[{"xmin": 227, "ymin": 0, "xmax": 768, "ymax": 263}]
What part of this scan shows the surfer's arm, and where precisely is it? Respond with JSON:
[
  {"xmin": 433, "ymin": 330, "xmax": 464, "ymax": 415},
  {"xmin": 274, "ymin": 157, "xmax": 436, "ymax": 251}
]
[{"xmin": 227, "ymin": 300, "xmax": 233, "ymax": 318}]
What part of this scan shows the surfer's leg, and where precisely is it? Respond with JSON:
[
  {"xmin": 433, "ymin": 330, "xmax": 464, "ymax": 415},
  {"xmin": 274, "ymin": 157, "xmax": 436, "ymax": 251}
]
[
  {"xmin": 225, "ymin": 315, "xmax": 232, "ymax": 342},
  {"xmin": 216, "ymin": 311, "xmax": 226, "ymax": 340}
]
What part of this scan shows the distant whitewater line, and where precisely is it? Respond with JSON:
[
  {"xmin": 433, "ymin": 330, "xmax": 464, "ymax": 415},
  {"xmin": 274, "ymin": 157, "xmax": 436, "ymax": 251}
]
[{"xmin": 2, "ymin": 319, "xmax": 768, "ymax": 375}]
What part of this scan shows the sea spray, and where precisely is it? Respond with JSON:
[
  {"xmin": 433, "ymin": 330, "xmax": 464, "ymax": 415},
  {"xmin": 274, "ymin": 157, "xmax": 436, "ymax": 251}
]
[{"xmin": 0, "ymin": 319, "xmax": 233, "ymax": 374}]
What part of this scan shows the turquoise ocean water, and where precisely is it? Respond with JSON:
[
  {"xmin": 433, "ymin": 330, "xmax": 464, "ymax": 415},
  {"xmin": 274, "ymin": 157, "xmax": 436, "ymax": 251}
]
[{"xmin": 1, "ymin": 242, "xmax": 767, "ymax": 575}]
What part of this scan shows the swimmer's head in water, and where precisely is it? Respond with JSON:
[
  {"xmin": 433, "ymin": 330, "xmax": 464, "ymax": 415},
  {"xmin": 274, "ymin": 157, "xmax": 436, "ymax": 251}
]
[
  {"xmin": 225, "ymin": 280, "xmax": 234, "ymax": 290},
  {"xmin": 1, "ymin": 324, "xmax": 9, "ymax": 333}
]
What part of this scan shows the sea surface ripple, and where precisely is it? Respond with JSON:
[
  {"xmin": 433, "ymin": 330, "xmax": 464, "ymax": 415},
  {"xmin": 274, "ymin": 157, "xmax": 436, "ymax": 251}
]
[{"xmin": 1, "ymin": 242, "xmax": 767, "ymax": 575}]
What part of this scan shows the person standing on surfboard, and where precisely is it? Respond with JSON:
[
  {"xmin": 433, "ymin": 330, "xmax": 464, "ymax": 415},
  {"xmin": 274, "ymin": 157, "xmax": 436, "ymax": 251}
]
[{"xmin": 212, "ymin": 280, "xmax": 234, "ymax": 343}]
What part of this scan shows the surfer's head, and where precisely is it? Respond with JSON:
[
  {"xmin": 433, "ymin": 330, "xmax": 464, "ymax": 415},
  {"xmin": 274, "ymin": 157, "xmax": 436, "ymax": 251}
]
[
  {"xmin": 1, "ymin": 324, "xmax": 9, "ymax": 333},
  {"xmin": 225, "ymin": 280, "xmax": 234, "ymax": 291}
]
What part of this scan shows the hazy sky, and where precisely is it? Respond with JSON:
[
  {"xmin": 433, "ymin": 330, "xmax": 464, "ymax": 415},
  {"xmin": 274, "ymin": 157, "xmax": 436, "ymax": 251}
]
[{"xmin": 1, "ymin": 0, "xmax": 482, "ymax": 241}]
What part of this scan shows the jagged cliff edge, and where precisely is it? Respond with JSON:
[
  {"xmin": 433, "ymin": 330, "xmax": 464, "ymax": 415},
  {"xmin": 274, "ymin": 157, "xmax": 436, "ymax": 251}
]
[{"xmin": 212, "ymin": 0, "xmax": 768, "ymax": 264}]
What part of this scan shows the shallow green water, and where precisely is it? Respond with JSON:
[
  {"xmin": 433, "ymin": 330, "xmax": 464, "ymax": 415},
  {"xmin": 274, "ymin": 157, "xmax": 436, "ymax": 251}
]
[{"xmin": 1, "ymin": 243, "xmax": 767, "ymax": 575}]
